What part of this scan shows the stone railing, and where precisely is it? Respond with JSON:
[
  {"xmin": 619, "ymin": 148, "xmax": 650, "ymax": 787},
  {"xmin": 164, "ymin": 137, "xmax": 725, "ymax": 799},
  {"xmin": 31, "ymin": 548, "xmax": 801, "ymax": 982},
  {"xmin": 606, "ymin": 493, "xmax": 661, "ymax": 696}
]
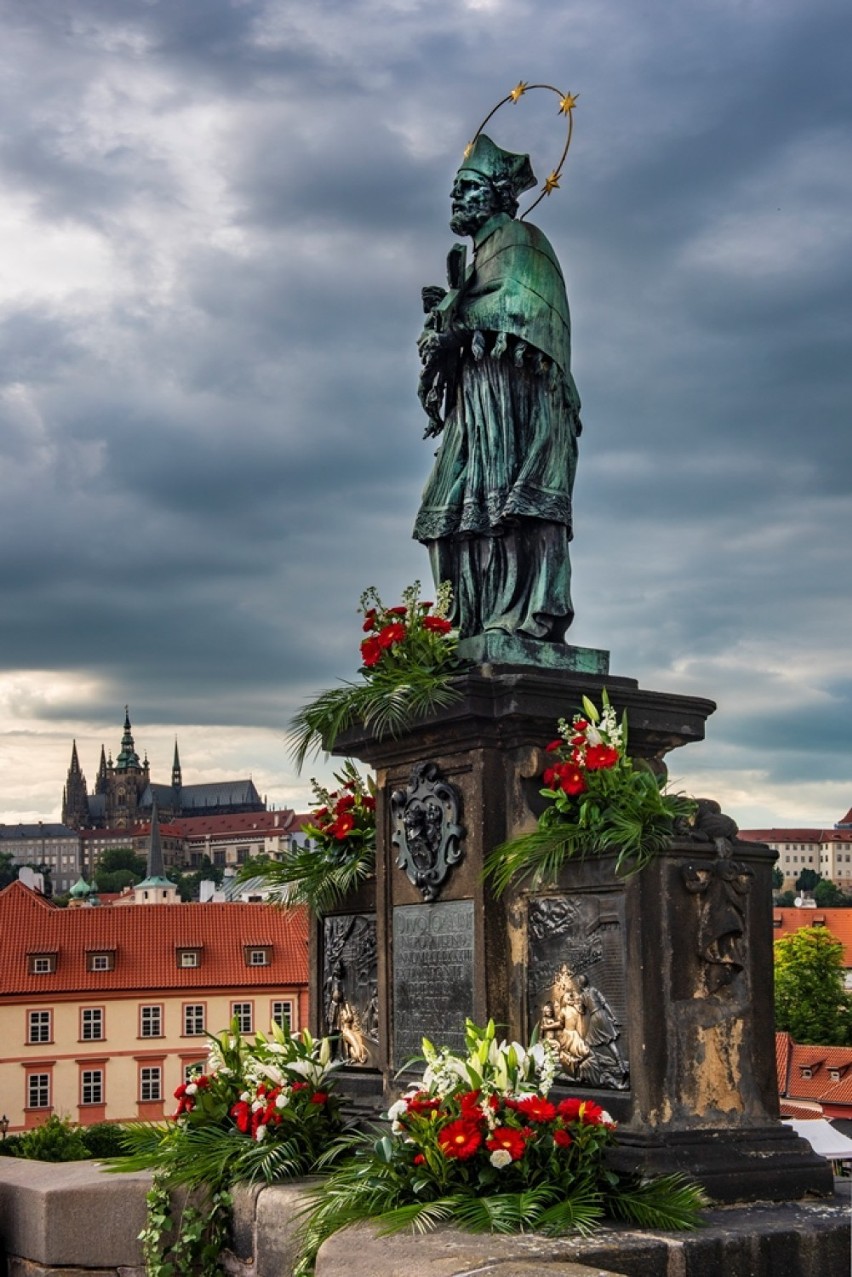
[{"xmin": 0, "ymin": 1157, "xmax": 848, "ymax": 1277}]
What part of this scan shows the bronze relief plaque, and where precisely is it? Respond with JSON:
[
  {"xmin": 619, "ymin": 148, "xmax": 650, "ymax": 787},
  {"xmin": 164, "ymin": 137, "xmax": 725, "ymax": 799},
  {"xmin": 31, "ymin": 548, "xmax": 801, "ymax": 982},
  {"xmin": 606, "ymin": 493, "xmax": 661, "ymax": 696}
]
[
  {"xmin": 322, "ymin": 913, "xmax": 379, "ymax": 1068},
  {"xmin": 393, "ymin": 899, "xmax": 474, "ymax": 1067},
  {"xmin": 527, "ymin": 893, "xmax": 629, "ymax": 1091}
]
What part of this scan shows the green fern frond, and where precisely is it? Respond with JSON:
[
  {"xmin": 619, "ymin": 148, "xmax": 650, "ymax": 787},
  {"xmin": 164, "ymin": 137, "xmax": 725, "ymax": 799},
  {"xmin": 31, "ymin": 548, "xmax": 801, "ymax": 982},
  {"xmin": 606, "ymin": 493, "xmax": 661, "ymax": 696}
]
[{"xmin": 606, "ymin": 1173, "xmax": 708, "ymax": 1230}]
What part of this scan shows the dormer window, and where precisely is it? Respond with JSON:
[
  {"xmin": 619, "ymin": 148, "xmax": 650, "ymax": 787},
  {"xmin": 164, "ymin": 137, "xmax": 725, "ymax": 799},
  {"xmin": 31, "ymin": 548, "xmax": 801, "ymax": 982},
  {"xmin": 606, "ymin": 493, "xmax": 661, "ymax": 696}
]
[
  {"xmin": 28, "ymin": 952, "xmax": 56, "ymax": 975},
  {"xmin": 800, "ymin": 1067, "xmax": 813, "ymax": 1079},
  {"xmin": 245, "ymin": 946, "xmax": 271, "ymax": 967},
  {"xmin": 87, "ymin": 950, "xmax": 115, "ymax": 972},
  {"xmin": 830, "ymin": 1068, "xmax": 842, "ymax": 1082},
  {"xmin": 177, "ymin": 948, "xmax": 201, "ymax": 969}
]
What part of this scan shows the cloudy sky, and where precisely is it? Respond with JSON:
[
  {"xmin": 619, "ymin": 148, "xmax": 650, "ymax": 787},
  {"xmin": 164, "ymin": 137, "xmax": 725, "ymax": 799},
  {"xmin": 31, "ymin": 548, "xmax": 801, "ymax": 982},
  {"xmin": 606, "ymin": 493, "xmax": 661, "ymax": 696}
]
[{"xmin": 1, "ymin": 0, "xmax": 850, "ymax": 831}]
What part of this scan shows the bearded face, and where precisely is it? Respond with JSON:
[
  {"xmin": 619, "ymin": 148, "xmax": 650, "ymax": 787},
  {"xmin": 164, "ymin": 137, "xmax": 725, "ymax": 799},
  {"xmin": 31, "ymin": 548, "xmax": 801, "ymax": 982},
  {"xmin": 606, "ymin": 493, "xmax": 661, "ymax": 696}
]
[{"xmin": 449, "ymin": 173, "xmax": 499, "ymax": 236}]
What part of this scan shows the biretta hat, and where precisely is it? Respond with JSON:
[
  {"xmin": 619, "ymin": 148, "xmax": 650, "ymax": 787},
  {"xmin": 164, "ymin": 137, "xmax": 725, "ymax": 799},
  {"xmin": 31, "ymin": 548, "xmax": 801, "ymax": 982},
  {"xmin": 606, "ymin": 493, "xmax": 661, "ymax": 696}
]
[{"xmin": 457, "ymin": 133, "xmax": 536, "ymax": 198}]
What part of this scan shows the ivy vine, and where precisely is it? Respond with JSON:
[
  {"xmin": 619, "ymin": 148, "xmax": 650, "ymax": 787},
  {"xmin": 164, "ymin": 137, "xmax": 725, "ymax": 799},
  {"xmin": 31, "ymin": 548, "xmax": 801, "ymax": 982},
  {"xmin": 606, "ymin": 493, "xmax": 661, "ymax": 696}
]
[{"xmin": 140, "ymin": 1171, "xmax": 232, "ymax": 1277}]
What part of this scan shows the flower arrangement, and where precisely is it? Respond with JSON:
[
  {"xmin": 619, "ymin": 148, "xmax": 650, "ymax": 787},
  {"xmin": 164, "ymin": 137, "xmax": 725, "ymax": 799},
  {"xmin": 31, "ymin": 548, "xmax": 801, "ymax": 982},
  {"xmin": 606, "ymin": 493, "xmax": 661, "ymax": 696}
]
[
  {"xmin": 289, "ymin": 581, "xmax": 463, "ymax": 768},
  {"xmin": 486, "ymin": 691, "xmax": 696, "ymax": 894},
  {"xmin": 244, "ymin": 761, "xmax": 377, "ymax": 913},
  {"xmin": 113, "ymin": 1020, "xmax": 346, "ymax": 1190},
  {"xmin": 295, "ymin": 1020, "xmax": 705, "ymax": 1270}
]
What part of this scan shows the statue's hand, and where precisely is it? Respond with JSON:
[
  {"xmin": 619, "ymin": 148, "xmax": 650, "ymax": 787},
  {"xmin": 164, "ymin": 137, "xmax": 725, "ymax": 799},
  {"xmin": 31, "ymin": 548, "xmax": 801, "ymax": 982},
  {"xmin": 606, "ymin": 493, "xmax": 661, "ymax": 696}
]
[{"xmin": 417, "ymin": 329, "xmax": 446, "ymax": 363}]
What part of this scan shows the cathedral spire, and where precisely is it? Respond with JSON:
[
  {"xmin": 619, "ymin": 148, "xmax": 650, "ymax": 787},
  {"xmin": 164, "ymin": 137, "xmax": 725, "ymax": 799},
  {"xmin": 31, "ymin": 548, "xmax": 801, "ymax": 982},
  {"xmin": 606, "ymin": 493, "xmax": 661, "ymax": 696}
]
[
  {"xmin": 115, "ymin": 705, "xmax": 141, "ymax": 772},
  {"xmin": 62, "ymin": 740, "xmax": 89, "ymax": 829},
  {"xmin": 172, "ymin": 739, "xmax": 182, "ymax": 789}
]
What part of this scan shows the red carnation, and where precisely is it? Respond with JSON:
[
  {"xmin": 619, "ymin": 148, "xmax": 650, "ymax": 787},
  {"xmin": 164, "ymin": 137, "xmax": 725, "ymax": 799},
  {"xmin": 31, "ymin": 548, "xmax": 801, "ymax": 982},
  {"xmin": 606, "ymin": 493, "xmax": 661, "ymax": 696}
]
[
  {"xmin": 230, "ymin": 1100, "xmax": 251, "ymax": 1134},
  {"xmin": 438, "ymin": 1118, "xmax": 483, "ymax": 1160},
  {"xmin": 362, "ymin": 795, "xmax": 376, "ymax": 811},
  {"xmin": 545, "ymin": 739, "xmax": 563, "ymax": 752},
  {"xmin": 332, "ymin": 812, "xmax": 355, "ymax": 839},
  {"xmin": 406, "ymin": 1091, "xmax": 441, "ymax": 1115},
  {"xmin": 510, "ymin": 1095, "xmax": 556, "ymax": 1124},
  {"xmin": 458, "ymin": 1089, "xmax": 483, "ymax": 1116},
  {"xmin": 559, "ymin": 767, "xmax": 587, "ymax": 797},
  {"xmin": 310, "ymin": 1091, "xmax": 328, "ymax": 1105},
  {"xmin": 422, "ymin": 615, "xmax": 452, "ymax": 634},
  {"xmin": 291, "ymin": 1082, "xmax": 308, "ymax": 1091},
  {"xmin": 377, "ymin": 622, "xmax": 406, "ymax": 649},
  {"xmin": 585, "ymin": 744, "xmax": 619, "ymax": 771},
  {"xmin": 486, "ymin": 1126, "xmax": 528, "ymax": 1161},
  {"xmin": 553, "ymin": 1127, "xmax": 573, "ymax": 1148},
  {"xmin": 334, "ymin": 793, "xmax": 356, "ymax": 812},
  {"xmin": 362, "ymin": 609, "xmax": 377, "ymax": 632},
  {"xmin": 542, "ymin": 766, "xmax": 559, "ymax": 789},
  {"xmin": 386, "ymin": 605, "xmax": 408, "ymax": 616},
  {"xmin": 195, "ymin": 1075, "xmax": 210, "ymax": 1089},
  {"xmin": 360, "ymin": 636, "xmax": 383, "ymax": 667}
]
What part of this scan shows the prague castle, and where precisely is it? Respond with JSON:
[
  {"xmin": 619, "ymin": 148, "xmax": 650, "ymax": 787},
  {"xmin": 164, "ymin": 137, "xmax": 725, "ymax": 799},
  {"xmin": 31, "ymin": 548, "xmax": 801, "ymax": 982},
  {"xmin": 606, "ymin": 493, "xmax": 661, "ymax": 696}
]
[{"xmin": 61, "ymin": 708, "xmax": 265, "ymax": 830}]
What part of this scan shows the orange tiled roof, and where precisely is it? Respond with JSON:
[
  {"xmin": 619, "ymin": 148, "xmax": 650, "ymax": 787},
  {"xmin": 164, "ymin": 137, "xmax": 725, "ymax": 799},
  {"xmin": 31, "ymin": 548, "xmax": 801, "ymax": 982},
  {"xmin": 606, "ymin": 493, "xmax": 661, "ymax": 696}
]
[
  {"xmin": 79, "ymin": 810, "xmax": 313, "ymax": 842},
  {"xmin": 0, "ymin": 880, "xmax": 307, "ymax": 997},
  {"xmin": 773, "ymin": 909, "xmax": 852, "ymax": 965},
  {"xmin": 776, "ymin": 1030, "xmax": 793, "ymax": 1092},
  {"xmin": 782, "ymin": 1039, "xmax": 852, "ymax": 1105}
]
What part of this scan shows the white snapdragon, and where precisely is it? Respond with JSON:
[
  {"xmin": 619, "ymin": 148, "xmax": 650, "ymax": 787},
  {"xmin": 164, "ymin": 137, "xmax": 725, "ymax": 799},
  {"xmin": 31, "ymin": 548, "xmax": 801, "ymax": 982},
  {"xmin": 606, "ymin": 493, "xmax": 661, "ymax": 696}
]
[{"xmin": 254, "ymin": 1123, "xmax": 267, "ymax": 1142}]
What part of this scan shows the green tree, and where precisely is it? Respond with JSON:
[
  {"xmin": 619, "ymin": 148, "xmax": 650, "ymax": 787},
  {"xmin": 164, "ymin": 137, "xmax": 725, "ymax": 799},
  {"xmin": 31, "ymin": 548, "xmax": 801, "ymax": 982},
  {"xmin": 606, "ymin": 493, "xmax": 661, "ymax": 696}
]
[
  {"xmin": 776, "ymin": 889, "xmax": 797, "ymax": 907},
  {"xmin": 771, "ymin": 866, "xmax": 784, "ymax": 891},
  {"xmin": 774, "ymin": 925, "xmax": 852, "ymax": 1045},
  {"xmin": 813, "ymin": 879, "xmax": 850, "ymax": 907},
  {"xmin": 0, "ymin": 850, "xmax": 16, "ymax": 889},
  {"xmin": 795, "ymin": 868, "xmax": 821, "ymax": 893},
  {"xmin": 98, "ymin": 847, "xmax": 146, "ymax": 876}
]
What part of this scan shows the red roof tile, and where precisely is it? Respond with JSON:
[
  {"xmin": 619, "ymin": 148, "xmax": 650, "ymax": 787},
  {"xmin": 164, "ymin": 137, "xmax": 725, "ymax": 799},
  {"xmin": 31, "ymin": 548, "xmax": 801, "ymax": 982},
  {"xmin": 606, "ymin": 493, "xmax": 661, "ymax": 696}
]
[
  {"xmin": 773, "ymin": 909, "xmax": 852, "ymax": 966},
  {"xmin": 0, "ymin": 880, "xmax": 307, "ymax": 996}
]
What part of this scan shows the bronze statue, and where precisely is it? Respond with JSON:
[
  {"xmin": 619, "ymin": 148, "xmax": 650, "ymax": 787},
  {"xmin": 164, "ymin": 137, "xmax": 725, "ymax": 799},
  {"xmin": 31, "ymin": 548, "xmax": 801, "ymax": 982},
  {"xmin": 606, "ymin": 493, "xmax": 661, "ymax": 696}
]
[{"xmin": 413, "ymin": 133, "xmax": 582, "ymax": 641}]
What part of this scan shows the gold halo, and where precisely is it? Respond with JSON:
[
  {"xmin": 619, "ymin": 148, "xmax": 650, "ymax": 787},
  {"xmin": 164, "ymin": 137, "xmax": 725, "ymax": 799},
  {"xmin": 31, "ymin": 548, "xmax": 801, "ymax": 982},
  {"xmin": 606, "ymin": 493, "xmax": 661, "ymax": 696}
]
[{"xmin": 463, "ymin": 81, "xmax": 578, "ymax": 220}]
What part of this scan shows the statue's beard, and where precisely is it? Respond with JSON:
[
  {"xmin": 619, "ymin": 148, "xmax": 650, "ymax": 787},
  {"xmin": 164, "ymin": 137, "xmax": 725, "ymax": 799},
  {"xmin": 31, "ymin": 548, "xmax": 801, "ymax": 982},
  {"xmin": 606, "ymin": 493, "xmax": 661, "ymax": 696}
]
[{"xmin": 450, "ymin": 207, "xmax": 489, "ymax": 236}]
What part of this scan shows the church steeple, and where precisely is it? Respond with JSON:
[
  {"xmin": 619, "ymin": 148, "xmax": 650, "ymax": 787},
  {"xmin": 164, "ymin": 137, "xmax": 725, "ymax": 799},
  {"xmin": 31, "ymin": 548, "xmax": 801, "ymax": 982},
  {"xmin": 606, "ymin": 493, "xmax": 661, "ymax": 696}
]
[
  {"xmin": 134, "ymin": 800, "xmax": 178, "ymax": 905},
  {"xmin": 172, "ymin": 740, "xmax": 182, "ymax": 790},
  {"xmin": 95, "ymin": 745, "xmax": 109, "ymax": 795},
  {"xmin": 115, "ymin": 706, "xmax": 141, "ymax": 772},
  {"xmin": 62, "ymin": 740, "xmax": 89, "ymax": 829}
]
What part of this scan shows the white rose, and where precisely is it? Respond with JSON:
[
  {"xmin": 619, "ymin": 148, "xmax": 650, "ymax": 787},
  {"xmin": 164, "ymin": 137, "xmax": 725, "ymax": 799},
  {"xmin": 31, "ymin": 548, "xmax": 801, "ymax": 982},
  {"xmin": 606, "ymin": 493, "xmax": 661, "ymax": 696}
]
[
  {"xmin": 254, "ymin": 1123, "xmax": 267, "ymax": 1142},
  {"xmin": 275, "ymin": 1093, "xmax": 289, "ymax": 1109},
  {"xmin": 489, "ymin": 1149, "xmax": 512, "ymax": 1169},
  {"xmin": 185, "ymin": 1083, "xmax": 198, "ymax": 1097}
]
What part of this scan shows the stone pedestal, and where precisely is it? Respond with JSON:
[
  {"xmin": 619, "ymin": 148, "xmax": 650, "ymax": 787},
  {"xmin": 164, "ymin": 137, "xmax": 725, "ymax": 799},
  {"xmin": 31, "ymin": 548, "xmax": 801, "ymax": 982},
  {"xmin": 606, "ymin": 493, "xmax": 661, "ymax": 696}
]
[{"xmin": 317, "ymin": 661, "xmax": 832, "ymax": 1202}]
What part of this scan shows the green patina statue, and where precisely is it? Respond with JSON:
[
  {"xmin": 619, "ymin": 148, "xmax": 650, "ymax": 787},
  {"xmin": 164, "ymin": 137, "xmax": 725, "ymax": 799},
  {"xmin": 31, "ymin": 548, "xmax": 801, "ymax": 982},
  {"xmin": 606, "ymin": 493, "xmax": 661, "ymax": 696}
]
[{"xmin": 413, "ymin": 133, "xmax": 582, "ymax": 642}]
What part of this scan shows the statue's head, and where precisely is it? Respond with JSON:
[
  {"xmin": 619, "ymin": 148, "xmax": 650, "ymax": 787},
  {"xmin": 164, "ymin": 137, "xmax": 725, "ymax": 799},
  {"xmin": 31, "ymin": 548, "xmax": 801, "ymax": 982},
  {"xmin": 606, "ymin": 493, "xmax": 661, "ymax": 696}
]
[{"xmin": 450, "ymin": 133, "xmax": 536, "ymax": 235}]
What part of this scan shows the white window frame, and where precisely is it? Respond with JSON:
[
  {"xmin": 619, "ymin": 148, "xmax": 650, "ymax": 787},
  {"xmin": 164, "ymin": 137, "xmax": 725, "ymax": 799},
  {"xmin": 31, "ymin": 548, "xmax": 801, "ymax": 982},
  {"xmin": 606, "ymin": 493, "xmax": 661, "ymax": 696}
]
[
  {"xmin": 271, "ymin": 1000, "xmax": 294, "ymax": 1031},
  {"xmin": 140, "ymin": 1005, "xmax": 163, "ymax": 1038},
  {"xmin": 183, "ymin": 1004, "xmax": 205, "ymax": 1036},
  {"xmin": 81, "ymin": 1007, "xmax": 104, "ymax": 1041},
  {"xmin": 28, "ymin": 1009, "xmax": 52, "ymax": 1044},
  {"xmin": 81, "ymin": 1069, "xmax": 104, "ymax": 1106},
  {"xmin": 28, "ymin": 1073, "xmax": 50, "ymax": 1109},
  {"xmin": 231, "ymin": 1002, "xmax": 253, "ymax": 1034},
  {"xmin": 139, "ymin": 1066, "xmax": 162, "ymax": 1102}
]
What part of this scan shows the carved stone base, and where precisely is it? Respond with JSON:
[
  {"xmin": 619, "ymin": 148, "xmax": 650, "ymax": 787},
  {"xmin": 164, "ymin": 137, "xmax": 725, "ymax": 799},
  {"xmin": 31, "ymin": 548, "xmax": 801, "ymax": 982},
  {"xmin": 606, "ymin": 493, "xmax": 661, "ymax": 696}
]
[
  {"xmin": 324, "ymin": 663, "xmax": 831, "ymax": 1202},
  {"xmin": 606, "ymin": 1125, "xmax": 834, "ymax": 1203}
]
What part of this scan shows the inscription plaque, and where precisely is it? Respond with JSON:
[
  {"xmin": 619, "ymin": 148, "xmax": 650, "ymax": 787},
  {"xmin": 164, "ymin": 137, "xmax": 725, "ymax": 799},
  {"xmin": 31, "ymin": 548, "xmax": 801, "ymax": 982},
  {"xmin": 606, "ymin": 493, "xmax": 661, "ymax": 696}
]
[{"xmin": 393, "ymin": 899, "xmax": 474, "ymax": 1066}]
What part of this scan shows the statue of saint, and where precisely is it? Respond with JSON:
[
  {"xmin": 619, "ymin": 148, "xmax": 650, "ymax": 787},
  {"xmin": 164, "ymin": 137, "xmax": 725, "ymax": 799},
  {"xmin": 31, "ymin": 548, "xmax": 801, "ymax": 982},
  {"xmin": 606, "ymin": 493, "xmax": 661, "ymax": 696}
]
[{"xmin": 413, "ymin": 134, "xmax": 582, "ymax": 641}]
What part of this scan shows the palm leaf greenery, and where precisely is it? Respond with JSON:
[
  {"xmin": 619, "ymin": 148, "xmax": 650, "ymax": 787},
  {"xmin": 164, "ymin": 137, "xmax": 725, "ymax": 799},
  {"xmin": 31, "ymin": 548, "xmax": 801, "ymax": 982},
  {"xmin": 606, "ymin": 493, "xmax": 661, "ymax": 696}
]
[
  {"xmin": 288, "ymin": 581, "xmax": 464, "ymax": 770},
  {"xmin": 485, "ymin": 691, "xmax": 696, "ymax": 895},
  {"xmin": 292, "ymin": 1132, "xmax": 706, "ymax": 1275},
  {"xmin": 291, "ymin": 1021, "xmax": 706, "ymax": 1275},
  {"xmin": 241, "ymin": 760, "xmax": 377, "ymax": 914}
]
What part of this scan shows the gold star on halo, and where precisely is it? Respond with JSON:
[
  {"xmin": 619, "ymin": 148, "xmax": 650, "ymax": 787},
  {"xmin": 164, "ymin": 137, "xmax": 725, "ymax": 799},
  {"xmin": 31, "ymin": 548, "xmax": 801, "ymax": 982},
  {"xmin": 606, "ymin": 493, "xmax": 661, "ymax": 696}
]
[
  {"xmin": 558, "ymin": 92, "xmax": 579, "ymax": 115},
  {"xmin": 543, "ymin": 171, "xmax": 561, "ymax": 195},
  {"xmin": 509, "ymin": 81, "xmax": 528, "ymax": 103}
]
